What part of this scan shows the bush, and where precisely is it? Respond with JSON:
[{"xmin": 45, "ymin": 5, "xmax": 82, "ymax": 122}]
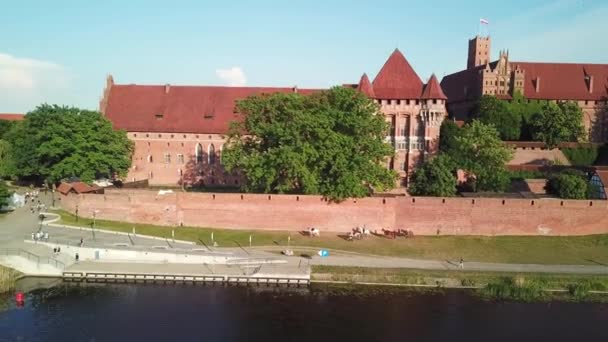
[
  {"xmin": 546, "ymin": 169, "xmax": 590, "ymax": 199},
  {"xmin": 480, "ymin": 277, "xmax": 545, "ymax": 302},
  {"xmin": 562, "ymin": 147, "xmax": 599, "ymax": 166},
  {"xmin": 508, "ymin": 170, "xmax": 545, "ymax": 181}
]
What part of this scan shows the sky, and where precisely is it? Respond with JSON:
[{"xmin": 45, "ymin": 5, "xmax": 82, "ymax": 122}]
[{"xmin": 1, "ymin": 0, "xmax": 607, "ymax": 113}]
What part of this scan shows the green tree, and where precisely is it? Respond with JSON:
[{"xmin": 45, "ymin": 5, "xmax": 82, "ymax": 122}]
[
  {"xmin": 439, "ymin": 120, "xmax": 461, "ymax": 153},
  {"xmin": 547, "ymin": 169, "xmax": 589, "ymax": 199},
  {"xmin": 529, "ymin": 101, "xmax": 585, "ymax": 148},
  {"xmin": 408, "ymin": 154, "xmax": 457, "ymax": 197},
  {"xmin": 5, "ymin": 104, "xmax": 134, "ymax": 184},
  {"xmin": 507, "ymin": 92, "xmax": 543, "ymax": 141},
  {"xmin": 471, "ymin": 95, "xmax": 522, "ymax": 140},
  {"xmin": 450, "ymin": 120, "xmax": 513, "ymax": 192},
  {"xmin": 223, "ymin": 86, "xmax": 396, "ymax": 201},
  {"xmin": 0, "ymin": 120, "xmax": 14, "ymax": 140},
  {"xmin": 0, "ymin": 140, "xmax": 16, "ymax": 179},
  {"xmin": 0, "ymin": 181, "xmax": 10, "ymax": 208}
]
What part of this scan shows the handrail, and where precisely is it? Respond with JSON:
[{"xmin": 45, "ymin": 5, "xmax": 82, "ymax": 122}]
[{"xmin": 0, "ymin": 248, "xmax": 66, "ymax": 270}]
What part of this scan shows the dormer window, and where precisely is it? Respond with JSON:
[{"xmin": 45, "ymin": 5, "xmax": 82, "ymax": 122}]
[{"xmin": 155, "ymin": 114, "xmax": 164, "ymax": 120}]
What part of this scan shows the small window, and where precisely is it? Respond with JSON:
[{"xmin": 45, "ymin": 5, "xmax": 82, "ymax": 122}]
[
  {"xmin": 433, "ymin": 99, "xmax": 437, "ymax": 104},
  {"xmin": 177, "ymin": 154, "xmax": 184, "ymax": 164},
  {"xmin": 415, "ymin": 100, "xmax": 420, "ymax": 105},
  {"xmin": 396, "ymin": 99, "xmax": 401, "ymax": 105},
  {"xmin": 164, "ymin": 153, "xmax": 171, "ymax": 164},
  {"xmin": 134, "ymin": 134, "xmax": 137, "ymax": 137},
  {"xmin": 204, "ymin": 113, "xmax": 214, "ymax": 119},
  {"xmin": 158, "ymin": 134, "xmax": 162, "ymax": 138},
  {"xmin": 147, "ymin": 155, "xmax": 153, "ymax": 163},
  {"xmin": 406, "ymin": 100, "xmax": 410, "ymax": 105},
  {"xmin": 400, "ymin": 162, "xmax": 406, "ymax": 171},
  {"xmin": 183, "ymin": 135, "xmax": 187, "ymax": 139},
  {"xmin": 155, "ymin": 114, "xmax": 164, "ymax": 120}
]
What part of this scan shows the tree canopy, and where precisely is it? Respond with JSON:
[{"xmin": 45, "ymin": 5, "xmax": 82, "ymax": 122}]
[
  {"xmin": 451, "ymin": 120, "xmax": 513, "ymax": 192},
  {"xmin": 0, "ymin": 120, "xmax": 15, "ymax": 140},
  {"xmin": 471, "ymin": 95, "xmax": 522, "ymax": 140},
  {"xmin": 529, "ymin": 101, "xmax": 585, "ymax": 148},
  {"xmin": 439, "ymin": 120, "xmax": 461, "ymax": 153},
  {"xmin": 4, "ymin": 105, "xmax": 133, "ymax": 184},
  {"xmin": 222, "ymin": 86, "xmax": 396, "ymax": 200},
  {"xmin": 0, "ymin": 181, "xmax": 10, "ymax": 208},
  {"xmin": 408, "ymin": 154, "xmax": 457, "ymax": 197}
]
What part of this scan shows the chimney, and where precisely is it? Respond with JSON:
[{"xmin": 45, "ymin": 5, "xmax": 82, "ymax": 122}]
[
  {"xmin": 293, "ymin": 85, "xmax": 298, "ymax": 94},
  {"xmin": 588, "ymin": 75, "xmax": 594, "ymax": 93},
  {"xmin": 535, "ymin": 77, "xmax": 540, "ymax": 93},
  {"xmin": 165, "ymin": 84, "xmax": 170, "ymax": 94}
]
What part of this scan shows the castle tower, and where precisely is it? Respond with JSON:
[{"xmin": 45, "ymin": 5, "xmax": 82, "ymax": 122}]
[{"xmin": 467, "ymin": 35, "xmax": 491, "ymax": 69}]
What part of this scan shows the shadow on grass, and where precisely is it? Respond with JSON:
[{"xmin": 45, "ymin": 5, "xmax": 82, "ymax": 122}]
[{"xmin": 584, "ymin": 259, "xmax": 608, "ymax": 267}]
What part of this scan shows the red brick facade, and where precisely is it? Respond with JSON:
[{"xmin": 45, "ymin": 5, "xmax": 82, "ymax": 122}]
[
  {"xmin": 101, "ymin": 50, "xmax": 447, "ymax": 188},
  {"xmin": 62, "ymin": 190, "xmax": 608, "ymax": 236},
  {"xmin": 442, "ymin": 35, "xmax": 608, "ymax": 142}
]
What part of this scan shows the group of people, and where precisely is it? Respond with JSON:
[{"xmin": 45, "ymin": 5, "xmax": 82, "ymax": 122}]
[{"xmin": 25, "ymin": 190, "xmax": 46, "ymax": 213}]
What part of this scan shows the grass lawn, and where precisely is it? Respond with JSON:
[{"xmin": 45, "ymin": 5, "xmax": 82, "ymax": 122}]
[{"xmin": 52, "ymin": 209, "xmax": 608, "ymax": 265}]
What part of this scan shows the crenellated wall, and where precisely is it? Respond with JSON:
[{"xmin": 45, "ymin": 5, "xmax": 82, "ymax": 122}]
[{"xmin": 60, "ymin": 190, "xmax": 608, "ymax": 236}]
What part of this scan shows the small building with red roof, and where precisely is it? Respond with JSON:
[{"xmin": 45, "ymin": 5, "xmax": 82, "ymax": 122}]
[
  {"xmin": 101, "ymin": 49, "xmax": 447, "ymax": 188},
  {"xmin": 441, "ymin": 35, "xmax": 608, "ymax": 142},
  {"xmin": 0, "ymin": 113, "xmax": 24, "ymax": 121}
]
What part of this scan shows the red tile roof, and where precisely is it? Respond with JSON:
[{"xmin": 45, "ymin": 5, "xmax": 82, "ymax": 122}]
[
  {"xmin": 104, "ymin": 85, "xmax": 321, "ymax": 134},
  {"xmin": 372, "ymin": 49, "xmax": 424, "ymax": 99},
  {"xmin": 0, "ymin": 113, "xmax": 24, "ymax": 121},
  {"xmin": 421, "ymin": 74, "xmax": 447, "ymax": 100},
  {"xmin": 512, "ymin": 62, "xmax": 608, "ymax": 100},
  {"xmin": 356, "ymin": 73, "xmax": 375, "ymax": 98},
  {"xmin": 57, "ymin": 182, "xmax": 100, "ymax": 195},
  {"xmin": 441, "ymin": 61, "xmax": 608, "ymax": 103}
]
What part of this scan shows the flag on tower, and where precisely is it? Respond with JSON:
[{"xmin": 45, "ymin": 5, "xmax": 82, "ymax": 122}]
[{"xmin": 480, "ymin": 18, "xmax": 489, "ymax": 25}]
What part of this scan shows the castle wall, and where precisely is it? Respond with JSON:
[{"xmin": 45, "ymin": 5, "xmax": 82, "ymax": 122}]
[{"xmin": 61, "ymin": 190, "xmax": 608, "ymax": 236}]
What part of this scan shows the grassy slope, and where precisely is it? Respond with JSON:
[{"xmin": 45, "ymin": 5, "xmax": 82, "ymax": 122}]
[{"xmin": 52, "ymin": 209, "xmax": 608, "ymax": 265}]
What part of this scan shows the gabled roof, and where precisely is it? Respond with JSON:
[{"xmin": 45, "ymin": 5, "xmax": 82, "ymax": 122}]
[
  {"xmin": 372, "ymin": 49, "xmax": 424, "ymax": 99},
  {"xmin": 57, "ymin": 182, "xmax": 100, "ymax": 195},
  {"xmin": 511, "ymin": 62, "xmax": 608, "ymax": 100},
  {"xmin": 0, "ymin": 113, "xmax": 24, "ymax": 121},
  {"xmin": 356, "ymin": 73, "xmax": 375, "ymax": 98},
  {"xmin": 104, "ymin": 84, "xmax": 322, "ymax": 134},
  {"xmin": 421, "ymin": 74, "xmax": 447, "ymax": 99}
]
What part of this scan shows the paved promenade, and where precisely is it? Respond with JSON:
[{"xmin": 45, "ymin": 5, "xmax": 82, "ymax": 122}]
[{"xmin": 1, "ymin": 191, "xmax": 607, "ymax": 278}]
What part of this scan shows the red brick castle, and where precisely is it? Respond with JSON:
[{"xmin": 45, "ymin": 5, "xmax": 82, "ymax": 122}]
[{"xmin": 100, "ymin": 49, "xmax": 447, "ymax": 188}]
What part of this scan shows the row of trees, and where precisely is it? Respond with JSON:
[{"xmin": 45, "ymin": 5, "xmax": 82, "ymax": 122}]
[
  {"xmin": 0, "ymin": 105, "xmax": 133, "ymax": 185},
  {"xmin": 409, "ymin": 120, "xmax": 514, "ymax": 197},
  {"xmin": 471, "ymin": 94, "xmax": 585, "ymax": 147}
]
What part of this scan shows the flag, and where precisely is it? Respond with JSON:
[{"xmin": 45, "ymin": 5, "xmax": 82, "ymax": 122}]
[{"xmin": 480, "ymin": 18, "xmax": 489, "ymax": 25}]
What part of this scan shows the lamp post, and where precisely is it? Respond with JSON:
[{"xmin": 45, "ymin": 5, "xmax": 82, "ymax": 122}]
[
  {"xmin": 75, "ymin": 205, "xmax": 79, "ymax": 223},
  {"xmin": 92, "ymin": 209, "xmax": 99, "ymax": 240}
]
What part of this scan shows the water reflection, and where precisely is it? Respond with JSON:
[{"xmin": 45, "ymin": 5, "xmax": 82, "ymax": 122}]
[{"xmin": 0, "ymin": 282, "xmax": 606, "ymax": 341}]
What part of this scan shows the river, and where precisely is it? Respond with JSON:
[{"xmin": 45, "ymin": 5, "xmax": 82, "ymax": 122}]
[{"xmin": 0, "ymin": 282, "xmax": 607, "ymax": 341}]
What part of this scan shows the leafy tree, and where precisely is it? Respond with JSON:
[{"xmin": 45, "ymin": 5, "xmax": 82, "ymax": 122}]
[
  {"xmin": 508, "ymin": 92, "xmax": 543, "ymax": 141},
  {"xmin": 471, "ymin": 95, "xmax": 522, "ymax": 140},
  {"xmin": 0, "ymin": 181, "xmax": 10, "ymax": 208},
  {"xmin": 562, "ymin": 147, "xmax": 599, "ymax": 166},
  {"xmin": 547, "ymin": 169, "xmax": 590, "ymax": 199},
  {"xmin": 439, "ymin": 120, "xmax": 461, "ymax": 153},
  {"xmin": 0, "ymin": 140, "xmax": 16, "ymax": 179},
  {"xmin": 0, "ymin": 120, "xmax": 14, "ymax": 140},
  {"xmin": 529, "ymin": 101, "xmax": 585, "ymax": 148},
  {"xmin": 5, "ymin": 105, "xmax": 134, "ymax": 184},
  {"xmin": 450, "ymin": 120, "xmax": 513, "ymax": 192},
  {"xmin": 223, "ymin": 87, "xmax": 396, "ymax": 201},
  {"xmin": 408, "ymin": 154, "xmax": 457, "ymax": 197}
]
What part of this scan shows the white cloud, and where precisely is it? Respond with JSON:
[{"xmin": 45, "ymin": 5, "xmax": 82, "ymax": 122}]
[
  {"xmin": 0, "ymin": 53, "xmax": 64, "ymax": 90},
  {"xmin": 215, "ymin": 67, "xmax": 247, "ymax": 86}
]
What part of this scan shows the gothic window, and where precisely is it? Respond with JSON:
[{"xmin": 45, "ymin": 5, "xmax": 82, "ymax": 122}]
[
  {"xmin": 400, "ymin": 161, "xmax": 406, "ymax": 171},
  {"xmin": 209, "ymin": 144, "xmax": 216, "ymax": 165},
  {"xmin": 177, "ymin": 154, "xmax": 184, "ymax": 164},
  {"xmin": 164, "ymin": 153, "xmax": 171, "ymax": 164},
  {"xmin": 196, "ymin": 143, "xmax": 203, "ymax": 164}
]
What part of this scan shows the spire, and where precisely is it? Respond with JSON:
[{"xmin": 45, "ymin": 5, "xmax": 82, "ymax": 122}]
[
  {"xmin": 356, "ymin": 73, "xmax": 375, "ymax": 98},
  {"xmin": 421, "ymin": 74, "xmax": 447, "ymax": 100},
  {"xmin": 372, "ymin": 49, "xmax": 423, "ymax": 99}
]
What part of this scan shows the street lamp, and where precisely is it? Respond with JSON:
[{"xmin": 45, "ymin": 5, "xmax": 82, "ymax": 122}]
[
  {"xmin": 75, "ymin": 205, "xmax": 79, "ymax": 223},
  {"xmin": 92, "ymin": 209, "xmax": 100, "ymax": 240}
]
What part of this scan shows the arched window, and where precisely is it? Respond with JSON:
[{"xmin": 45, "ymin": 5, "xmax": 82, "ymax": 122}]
[
  {"xmin": 147, "ymin": 155, "xmax": 153, "ymax": 163},
  {"xmin": 209, "ymin": 144, "xmax": 216, "ymax": 165},
  {"xmin": 196, "ymin": 143, "xmax": 203, "ymax": 164}
]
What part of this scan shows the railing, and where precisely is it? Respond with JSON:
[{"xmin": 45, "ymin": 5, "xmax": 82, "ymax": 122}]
[{"xmin": 0, "ymin": 248, "xmax": 66, "ymax": 270}]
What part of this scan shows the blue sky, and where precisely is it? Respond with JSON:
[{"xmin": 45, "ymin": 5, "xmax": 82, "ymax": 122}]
[{"xmin": 1, "ymin": 0, "xmax": 607, "ymax": 113}]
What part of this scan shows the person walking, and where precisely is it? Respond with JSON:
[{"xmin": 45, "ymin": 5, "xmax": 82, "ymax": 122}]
[
  {"xmin": 75, "ymin": 253, "xmax": 79, "ymax": 262},
  {"xmin": 459, "ymin": 257, "xmax": 464, "ymax": 270}
]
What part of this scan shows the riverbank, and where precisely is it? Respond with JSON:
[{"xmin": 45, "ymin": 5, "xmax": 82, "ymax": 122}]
[
  {"xmin": 0, "ymin": 265, "xmax": 20, "ymax": 294},
  {"xmin": 52, "ymin": 209, "xmax": 608, "ymax": 265},
  {"xmin": 312, "ymin": 265, "xmax": 608, "ymax": 302}
]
